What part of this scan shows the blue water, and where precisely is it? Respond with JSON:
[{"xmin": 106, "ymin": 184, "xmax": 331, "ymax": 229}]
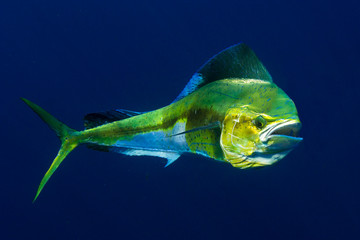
[{"xmin": 1, "ymin": 0, "xmax": 359, "ymax": 239}]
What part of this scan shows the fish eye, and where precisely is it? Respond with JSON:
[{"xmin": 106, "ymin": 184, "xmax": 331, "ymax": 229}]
[{"xmin": 253, "ymin": 115, "xmax": 267, "ymax": 129}]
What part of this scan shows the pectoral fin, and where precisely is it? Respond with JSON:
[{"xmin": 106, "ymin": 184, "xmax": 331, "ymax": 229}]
[{"xmin": 168, "ymin": 121, "xmax": 220, "ymax": 137}]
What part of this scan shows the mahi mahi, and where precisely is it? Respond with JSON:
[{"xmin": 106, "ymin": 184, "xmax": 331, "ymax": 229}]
[{"xmin": 22, "ymin": 43, "xmax": 302, "ymax": 201}]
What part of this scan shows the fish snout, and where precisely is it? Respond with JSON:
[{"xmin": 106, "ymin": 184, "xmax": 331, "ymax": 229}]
[{"xmin": 260, "ymin": 121, "xmax": 302, "ymax": 152}]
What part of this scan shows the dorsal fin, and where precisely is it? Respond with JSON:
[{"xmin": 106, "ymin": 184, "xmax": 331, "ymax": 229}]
[
  {"xmin": 173, "ymin": 43, "xmax": 272, "ymax": 102},
  {"xmin": 84, "ymin": 109, "xmax": 142, "ymax": 129}
]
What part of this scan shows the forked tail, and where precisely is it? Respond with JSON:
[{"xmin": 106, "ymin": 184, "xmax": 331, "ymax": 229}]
[{"xmin": 21, "ymin": 98, "xmax": 79, "ymax": 202}]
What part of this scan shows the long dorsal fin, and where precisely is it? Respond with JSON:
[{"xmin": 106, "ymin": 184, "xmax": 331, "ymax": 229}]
[
  {"xmin": 84, "ymin": 109, "xmax": 143, "ymax": 129},
  {"xmin": 173, "ymin": 43, "xmax": 272, "ymax": 102}
]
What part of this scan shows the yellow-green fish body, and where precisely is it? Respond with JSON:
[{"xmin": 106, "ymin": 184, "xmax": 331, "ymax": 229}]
[{"xmin": 23, "ymin": 43, "xmax": 302, "ymax": 201}]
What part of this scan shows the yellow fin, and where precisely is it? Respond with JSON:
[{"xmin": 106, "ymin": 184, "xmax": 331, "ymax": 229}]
[
  {"xmin": 21, "ymin": 98, "xmax": 79, "ymax": 202},
  {"xmin": 33, "ymin": 142, "xmax": 77, "ymax": 202}
]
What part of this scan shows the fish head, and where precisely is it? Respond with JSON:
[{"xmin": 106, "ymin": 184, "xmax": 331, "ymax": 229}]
[{"xmin": 220, "ymin": 81, "xmax": 302, "ymax": 168}]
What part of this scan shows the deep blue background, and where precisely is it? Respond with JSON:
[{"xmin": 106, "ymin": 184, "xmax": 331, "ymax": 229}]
[{"xmin": 1, "ymin": 0, "xmax": 359, "ymax": 239}]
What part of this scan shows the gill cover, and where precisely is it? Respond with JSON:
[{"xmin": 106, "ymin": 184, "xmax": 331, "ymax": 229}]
[
  {"xmin": 220, "ymin": 107, "xmax": 264, "ymax": 168},
  {"xmin": 220, "ymin": 105, "xmax": 302, "ymax": 169}
]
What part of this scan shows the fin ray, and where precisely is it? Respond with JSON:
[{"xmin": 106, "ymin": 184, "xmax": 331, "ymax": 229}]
[
  {"xmin": 174, "ymin": 43, "xmax": 272, "ymax": 102},
  {"xmin": 33, "ymin": 142, "xmax": 77, "ymax": 202},
  {"xmin": 21, "ymin": 98, "xmax": 79, "ymax": 202},
  {"xmin": 84, "ymin": 109, "xmax": 143, "ymax": 129},
  {"xmin": 106, "ymin": 146, "xmax": 181, "ymax": 167},
  {"xmin": 168, "ymin": 121, "xmax": 220, "ymax": 137}
]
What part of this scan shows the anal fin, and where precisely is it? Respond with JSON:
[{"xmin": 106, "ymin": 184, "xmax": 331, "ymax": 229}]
[{"xmin": 109, "ymin": 147, "xmax": 181, "ymax": 167}]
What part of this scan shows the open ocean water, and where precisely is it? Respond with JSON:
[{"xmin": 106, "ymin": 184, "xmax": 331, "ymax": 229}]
[{"xmin": 1, "ymin": 0, "xmax": 359, "ymax": 239}]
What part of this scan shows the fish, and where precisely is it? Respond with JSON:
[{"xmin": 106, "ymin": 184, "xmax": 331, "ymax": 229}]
[{"xmin": 22, "ymin": 43, "xmax": 302, "ymax": 201}]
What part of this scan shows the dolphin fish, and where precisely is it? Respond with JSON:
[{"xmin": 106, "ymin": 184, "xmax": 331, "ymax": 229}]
[{"xmin": 22, "ymin": 43, "xmax": 302, "ymax": 201}]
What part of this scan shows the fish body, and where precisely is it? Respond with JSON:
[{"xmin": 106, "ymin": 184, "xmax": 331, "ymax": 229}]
[{"xmin": 23, "ymin": 43, "xmax": 302, "ymax": 201}]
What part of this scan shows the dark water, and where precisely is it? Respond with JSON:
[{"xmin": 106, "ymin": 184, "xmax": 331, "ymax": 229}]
[{"xmin": 1, "ymin": 0, "xmax": 359, "ymax": 239}]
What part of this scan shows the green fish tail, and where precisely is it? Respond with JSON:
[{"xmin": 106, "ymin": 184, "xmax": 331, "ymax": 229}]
[{"xmin": 21, "ymin": 98, "xmax": 79, "ymax": 202}]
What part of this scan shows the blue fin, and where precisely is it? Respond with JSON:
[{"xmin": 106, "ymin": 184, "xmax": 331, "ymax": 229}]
[
  {"xmin": 167, "ymin": 121, "xmax": 220, "ymax": 137},
  {"xmin": 84, "ymin": 109, "xmax": 143, "ymax": 129},
  {"xmin": 109, "ymin": 146, "xmax": 180, "ymax": 167},
  {"xmin": 164, "ymin": 154, "xmax": 179, "ymax": 167},
  {"xmin": 173, "ymin": 43, "xmax": 272, "ymax": 102},
  {"xmin": 86, "ymin": 143, "xmax": 181, "ymax": 167},
  {"xmin": 121, "ymin": 149, "xmax": 180, "ymax": 167}
]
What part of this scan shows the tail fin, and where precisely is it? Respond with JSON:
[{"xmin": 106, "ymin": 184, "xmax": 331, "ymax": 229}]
[{"xmin": 21, "ymin": 98, "xmax": 79, "ymax": 202}]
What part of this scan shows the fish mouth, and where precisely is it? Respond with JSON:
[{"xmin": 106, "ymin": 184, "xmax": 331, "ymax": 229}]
[{"xmin": 260, "ymin": 120, "xmax": 303, "ymax": 152}]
